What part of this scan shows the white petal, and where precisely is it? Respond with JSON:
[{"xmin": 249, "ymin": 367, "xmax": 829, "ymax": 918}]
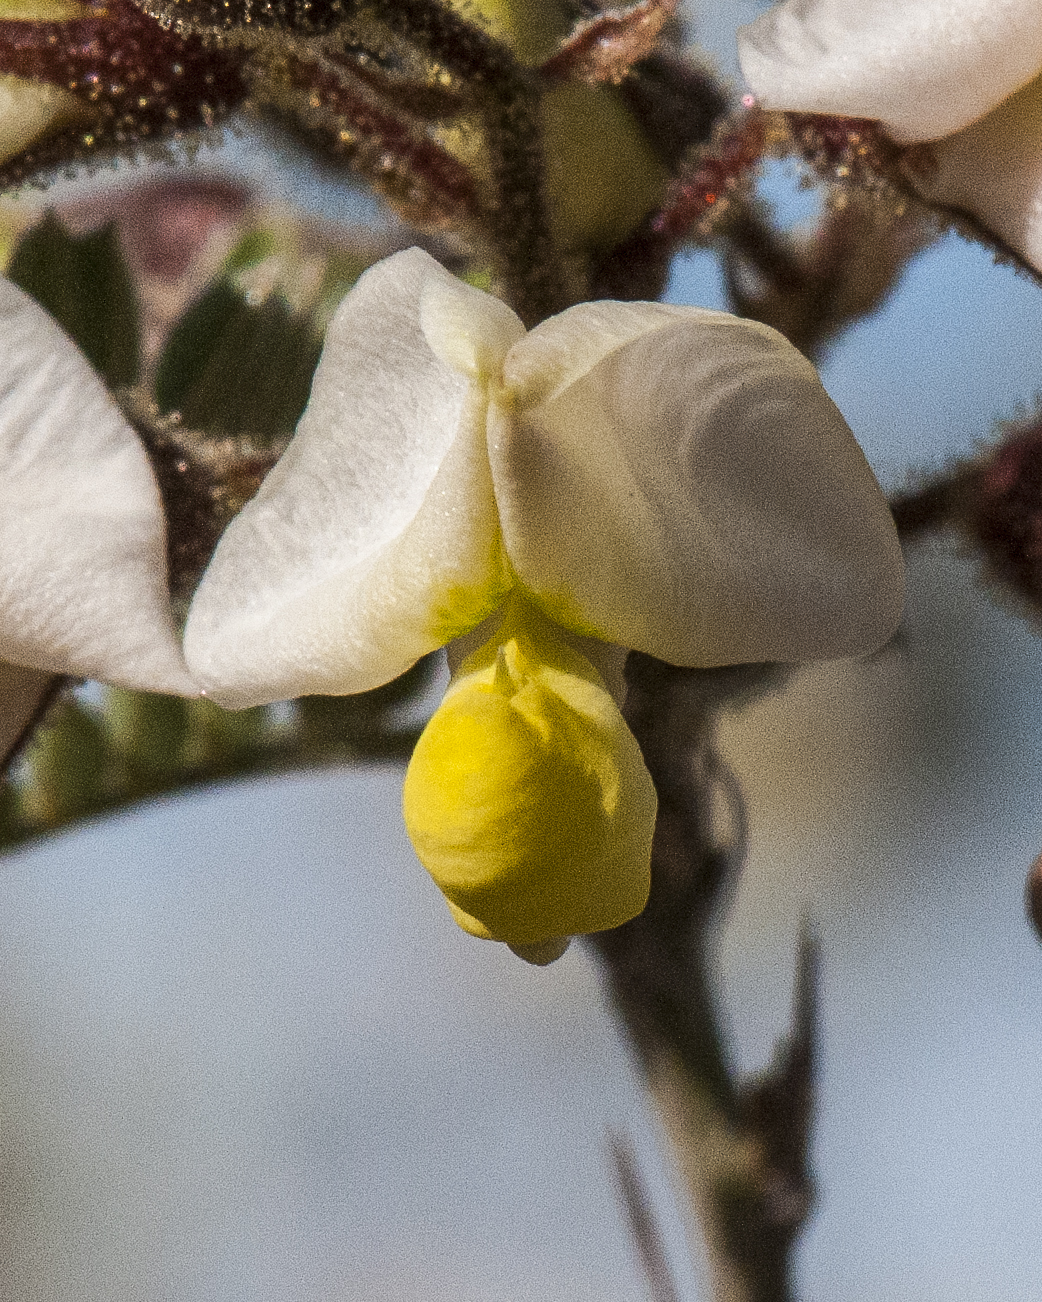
[
  {"xmin": 907, "ymin": 72, "xmax": 1042, "ymax": 274},
  {"xmin": 184, "ymin": 249, "xmax": 524, "ymax": 708},
  {"xmin": 498, "ymin": 298, "xmax": 694, "ymax": 407},
  {"xmin": 738, "ymin": 0, "xmax": 1042, "ymax": 141},
  {"xmin": 494, "ymin": 303, "xmax": 904, "ymax": 666},
  {"xmin": 0, "ymin": 279, "xmax": 195, "ymax": 695}
]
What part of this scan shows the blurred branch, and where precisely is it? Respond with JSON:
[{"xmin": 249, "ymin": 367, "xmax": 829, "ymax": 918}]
[
  {"xmin": 722, "ymin": 191, "xmax": 933, "ymax": 362},
  {"xmin": 891, "ymin": 414, "xmax": 1042, "ymax": 637},
  {"xmin": 0, "ymin": 667, "xmax": 65, "ymax": 776},
  {"xmin": 889, "ymin": 469, "xmax": 974, "ymax": 540},
  {"xmin": 608, "ymin": 1130, "xmax": 684, "ymax": 1302}
]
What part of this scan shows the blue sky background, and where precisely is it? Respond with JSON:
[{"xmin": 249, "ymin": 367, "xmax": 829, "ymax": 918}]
[{"xmin": 3, "ymin": 5, "xmax": 1042, "ymax": 1299}]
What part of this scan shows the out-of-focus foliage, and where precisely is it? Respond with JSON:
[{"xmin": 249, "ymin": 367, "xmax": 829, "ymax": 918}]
[{"xmin": 8, "ymin": 213, "xmax": 139, "ymax": 387}]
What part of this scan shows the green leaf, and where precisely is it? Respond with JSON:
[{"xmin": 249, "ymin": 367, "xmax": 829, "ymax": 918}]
[
  {"xmin": 18, "ymin": 701, "xmax": 111, "ymax": 829},
  {"xmin": 155, "ymin": 282, "xmax": 324, "ymax": 445},
  {"xmin": 8, "ymin": 213, "xmax": 139, "ymax": 389},
  {"xmin": 154, "ymin": 282, "xmax": 242, "ymax": 417},
  {"xmin": 222, "ymin": 227, "xmax": 279, "ymax": 275}
]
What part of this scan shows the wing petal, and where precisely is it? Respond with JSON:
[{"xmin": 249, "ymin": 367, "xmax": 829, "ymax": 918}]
[
  {"xmin": 910, "ymin": 72, "xmax": 1042, "ymax": 273},
  {"xmin": 184, "ymin": 248, "xmax": 523, "ymax": 707}
]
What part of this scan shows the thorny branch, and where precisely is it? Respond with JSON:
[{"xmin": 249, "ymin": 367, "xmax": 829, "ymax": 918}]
[
  {"xmin": 590, "ymin": 656, "xmax": 817, "ymax": 1302},
  {"xmin": 890, "ymin": 414, "xmax": 1042, "ymax": 635}
]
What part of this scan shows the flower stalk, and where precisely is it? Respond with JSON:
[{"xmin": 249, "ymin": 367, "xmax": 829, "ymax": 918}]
[{"xmin": 590, "ymin": 656, "xmax": 815, "ymax": 1302}]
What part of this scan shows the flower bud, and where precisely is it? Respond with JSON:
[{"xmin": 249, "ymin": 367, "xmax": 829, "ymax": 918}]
[
  {"xmin": 448, "ymin": 0, "xmax": 570, "ymax": 65},
  {"xmin": 542, "ymin": 80, "xmax": 667, "ymax": 252},
  {"xmin": 446, "ymin": 0, "xmax": 666, "ymax": 252}
]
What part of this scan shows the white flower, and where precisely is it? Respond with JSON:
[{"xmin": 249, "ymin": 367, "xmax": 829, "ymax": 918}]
[
  {"xmin": 0, "ymin": 275, "xmax": 196, "ymax": 755},
  {"xmin": 738, "ymin": 0, "xmax": 1042, "ymax": 273},
  {"xmin": 183, "ymin": 247, "xmax": 903, "ymax": 954}
]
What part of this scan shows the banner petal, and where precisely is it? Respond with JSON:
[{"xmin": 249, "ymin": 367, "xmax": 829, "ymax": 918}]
[{"xmin": 494, "ymin": 304, "xmax": 903, "ymax": 666}]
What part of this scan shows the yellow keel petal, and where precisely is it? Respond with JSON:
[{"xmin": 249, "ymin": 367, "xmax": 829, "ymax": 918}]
[{"xmin": 403, "ymin": 600, "xmax": 656, "ymax": 949}]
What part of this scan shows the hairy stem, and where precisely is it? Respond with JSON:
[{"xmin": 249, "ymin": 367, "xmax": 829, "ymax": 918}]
[{"xmin": 373, "ymin": 0, "xmax": 566, "ymax": 323}]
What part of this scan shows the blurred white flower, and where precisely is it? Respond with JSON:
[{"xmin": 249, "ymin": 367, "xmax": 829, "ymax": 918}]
[
  {"xmin": 0, "ymin": 276, "xmax": 196, "ymax": 755},
  {"xmin": 738, "ymin": 0, "xmax": 1042, "ymax": 272},
  {"xmin": 183, "ymin": 247, "xmax": 903, "ymax": 954}
]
